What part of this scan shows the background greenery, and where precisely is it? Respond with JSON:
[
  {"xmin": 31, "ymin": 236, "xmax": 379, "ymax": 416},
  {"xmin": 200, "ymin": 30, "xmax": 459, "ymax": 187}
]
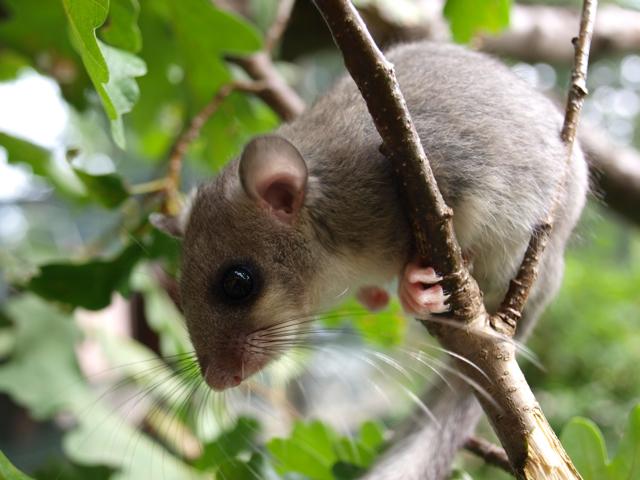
[{"xmin": 0, "ymin": 0, "xmax": 639, "ymax": 479}]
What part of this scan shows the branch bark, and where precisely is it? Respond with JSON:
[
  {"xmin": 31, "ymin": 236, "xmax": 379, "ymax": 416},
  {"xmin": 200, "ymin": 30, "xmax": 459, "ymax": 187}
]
[
  {"xmin": 481, "ymin": 3, "xmax": 639, "ymax": 64},
  {"xmin": 464, "ymin": 436, "xmax": 513, "ymax": 475},
  {"xmin": 357, "ymin": 1, "xmax": 639, "ymax": 65},
  {"xmin": 225, "ymin": 0, "xmax": 306, "ymax": 122},
  {"xmin": 497, "ymin": 0, "xmax": 596, "ymax": 328},
  {"xmin": 311, "ymin": 0, "xmax": 483, "ymax": 321},
  {"xmin": 228, "ymin": 53, "xmax": 305, "ymax": 122},
  {"xmin": 312, "ymin": 0, "xmax": 593, "ymax": 478}
]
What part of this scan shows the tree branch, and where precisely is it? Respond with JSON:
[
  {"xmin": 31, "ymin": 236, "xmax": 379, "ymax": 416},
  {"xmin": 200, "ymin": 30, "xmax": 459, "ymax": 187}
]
[
  {"xmin": 464, "ymin": 436, "xmax": 514, "ymax": 475},
  {"xmin": 497, "ymin": 0, "xmax": 597, "ymax": 329},
  {"xmin": 481, "ymin": 3, "xmax": 639, "ymax": 64},
  {"xmin": 223, "ymin": 0, "xmax": 306, "ymax": 122},
  {"xmin": 312, "ymin": 0, "xmax": 483, "ymax": 321},
  {"xmin": 228, "ymin": 53, "xmax": 305, "ymax": 122},
  {"xmin": 264, "ymin": 0, "xmax": 297, "ymax": 54},
  {"xmin": 312, "ymin": 0, "xmax": 591, "ymax": 478},
  {"xmin": 162, "ymin": 81, "xmax": 267, "ymax": 215},
  {"xmin": 163, "ymin": 1, "xmax": 305, "ymax": 214},
  {"xmin": 356, "ymin": 1, "xmax": 639, "ymax": 65}
]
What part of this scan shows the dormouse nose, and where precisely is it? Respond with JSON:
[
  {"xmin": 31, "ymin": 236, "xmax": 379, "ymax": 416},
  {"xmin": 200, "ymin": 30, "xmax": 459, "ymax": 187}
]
[{"xmin": 197, "ymin": 354, "xmax": 244, "ymax": 391}]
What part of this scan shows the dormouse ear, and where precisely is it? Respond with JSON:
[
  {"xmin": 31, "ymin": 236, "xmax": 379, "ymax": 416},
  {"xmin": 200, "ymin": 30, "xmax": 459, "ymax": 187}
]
[
  {"xmin": 150, "ymin": 213, "xmax": 183, "ymax": 239},
  {"xmin": 239, "ymin": 135, "xmax": 308, "ymax": 224}
]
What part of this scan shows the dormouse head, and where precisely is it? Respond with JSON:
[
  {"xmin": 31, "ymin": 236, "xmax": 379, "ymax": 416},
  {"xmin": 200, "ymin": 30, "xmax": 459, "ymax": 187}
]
[{"xmin": 152, "ymin": 135, "xmax": 317, "ymax": 391}]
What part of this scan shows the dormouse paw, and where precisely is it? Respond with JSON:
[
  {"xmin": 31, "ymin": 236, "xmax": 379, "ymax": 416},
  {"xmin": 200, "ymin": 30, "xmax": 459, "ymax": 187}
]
[
  {"xmin": 399, "ymin": 261, "xmax": 450, "ymax": 317},
  {"xmin": 356, "ymin": 286, "xmax": 390, "ymax": 312}
]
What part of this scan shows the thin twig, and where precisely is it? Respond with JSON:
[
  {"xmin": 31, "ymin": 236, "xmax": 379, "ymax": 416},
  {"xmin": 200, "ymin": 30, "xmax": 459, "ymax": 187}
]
[
  {"xmin": 229, "ymin": 54, "xmax": 305, "ymax": 122},
  {"xmin": 264, "ymin": 0, "xmax": 297, "ymax": 53},
  {"xmin": 464, "ymin": 436, "xmax": 514, "ymax": 475},
  {"xmin": 163, "ymin": 80, "xmax": 268, "ymax": 215},
  {"xmin": 161, "ymin": 0, "xmax": 302, "ymax": 214},
  {"xmin": 226, "ymin": 0, "xmax": 305, "ymax": 122},
  {"xmin": 561, "ymin": 2, "xmax": 597, "ymax": 145},
  {"xmin": 496, "ymin": 0, "xmax": 598, "ymax": 330}
]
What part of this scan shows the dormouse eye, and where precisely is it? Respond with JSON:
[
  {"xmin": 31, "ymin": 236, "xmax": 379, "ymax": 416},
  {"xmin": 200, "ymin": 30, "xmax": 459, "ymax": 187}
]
[{"xmin": 221, "ymin": 265, "xmax": 254, "ymax": 301}]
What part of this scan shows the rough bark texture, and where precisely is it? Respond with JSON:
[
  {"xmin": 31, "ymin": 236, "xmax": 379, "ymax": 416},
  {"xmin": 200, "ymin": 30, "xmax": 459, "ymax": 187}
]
[
  {"xmin": 464, "ymin": 436, "xmax": 513, "ymax": 474},
  {"xmin": 228, "ymin": 53, "xmax": 305, "ymax": 122},
  {"xmin": 497, "ymin": 0, "xmax": 596, "ymax": 328}
]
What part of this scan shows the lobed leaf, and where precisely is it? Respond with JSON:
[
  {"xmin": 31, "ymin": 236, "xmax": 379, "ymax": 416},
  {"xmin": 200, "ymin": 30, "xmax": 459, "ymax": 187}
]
[
  {"xmin": 267, "ymin": 420, "xmax": 386, "ymax": 479},
  {"xmin": 0, "ymin": 451, "xmax": 35, "ymax": 480},
  {"xmin": 561, "ymin": 417, "xmax": 609, "ymax": 480},
  {"xmin": 443, "ymin": 0, "xmax": 511, "ymax": 43},
  {"xmin": 0, "ymin": 50, "xmax": 29, "ymax": 81},
  {"xmin": 72, "ymin": 167, "xmax": 129, "ymax": 209},
  {"xmin": 61, "ymin": 0, "xmax": 146, "ymax": 147},
  {"xmin": 0, "ymin": 132, "xmax": 86, "ymax": 199},
  {"xmin": 100, "ymin": 0, "xmax": 142, "ymax": 53},
  {"xmin": 26, "ymin": 243, "xmax": 144, "ymax": 310},
  {"xmin": 562, "ymin": 405, "xmax": 640, "ymax": 480},
  {"xmin": 194, "ymin": 417, "xmax": 261, "ymax": 471}
]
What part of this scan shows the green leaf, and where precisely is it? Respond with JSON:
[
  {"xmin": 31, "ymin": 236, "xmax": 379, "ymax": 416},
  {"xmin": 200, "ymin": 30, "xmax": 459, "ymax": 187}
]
[
  {"xmin": 99, "ymin": 40, "xmax": 147, "ymax": 147},
  {"xmin": 0, "ymin": 297, "xmax": 203, "ymax": 480},
  {"xmin": 61, "ymin": 0, "xmax": 110, "ymax": 84},
  {"xmin": 0, "ymin": 50, "xmax": 29, "ymax": 81},
  {"xmin": 72, "ymin": 167, "xmax": 129, "ymax": 208},
  {"xmin": 0, "ymin": 450, "xmax": 35, "ymax": 480},
  {"xmin": 166, "ymin": 0, "xmax": 261, "ymax": 106},
  {"xmin": 358, "ymin": 421, "xmax": 385, "ymax": 453},
  {"xmin": 195, "ymin": 417, "xmax": 261, "ymax": 470},
  {"xmin": 26, "ymin": 243, "xmax": 144, "ymax": 310},
  {"xmin": 561, "ymin": 406, "xmax": 640, "ymax": 480},
  {"xmin": 267, "ymin": 421, "xmax": 337, "ymax": 480},
  {"xmin": 32, "ymin": 461, "xmax": 113, "ymax": 480},
  {"xmin": 334, "ymin": 421, "xmax": 385, "ymax": 469},
  {"xmin": 0, "ymin": 132, "xmax": 86, "ymax": 199},
  {"xmin": 443, "ymin": 0, "xmax": 511, "ymax": 43},
  {"xmin": 100, "ymin": 0, "xmax": 142, "ymax": 53},
  {"xmin": 0, "ymin": 296, "xmax": 84, "ymax": 419},
  {"xmin": 61, "ymin": 0, "xmax": 146, "ymax": 147},
  {"xmin": 0, "ymin": 0, "xmax": 91, "ymax": 108},
  {"xmin": 215, "ymin": 456, "xmax": 264, "ymax": 480},
  {"xmin": 267, "ymin": 420, "xmax": 387, "ymax": 479},
  {"xmin": 561, "ymin": 417, "xmax": 609, "ymax": 480},
  {"xmin": 128, "ymin": 1, "xmax": 276, "ymax": 167},
  {"xmin": 609, "ymin": 405, "xmax": 640, "ymax": 480},
  {"xmin": 322, "ymin": 300, "xmax": 406, "ymax": 348},
  {"xmin": 332, "ymin": 461, "xmax": 364, "ymax": 480}
]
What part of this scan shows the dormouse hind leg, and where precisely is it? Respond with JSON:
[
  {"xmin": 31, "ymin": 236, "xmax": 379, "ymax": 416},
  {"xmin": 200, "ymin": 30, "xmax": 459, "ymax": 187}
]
[
  {"xmin": 356, "ymin": 286, "xmax": 390, "ymax": 312},
  {"xmin": 399, "ymin": 261, "xmax": 450, "ymax": 316}
]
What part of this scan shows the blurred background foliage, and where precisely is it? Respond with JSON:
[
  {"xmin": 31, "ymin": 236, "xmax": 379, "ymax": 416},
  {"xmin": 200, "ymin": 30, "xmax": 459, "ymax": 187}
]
[{"xmin": 0, "ymin": 0, "xmax": 639, "ymax": 479}]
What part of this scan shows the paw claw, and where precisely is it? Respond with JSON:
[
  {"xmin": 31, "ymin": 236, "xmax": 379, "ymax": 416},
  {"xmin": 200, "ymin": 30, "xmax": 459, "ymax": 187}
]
[
  {"xmin": 405, "ymin": 265, "xmax": 442, "ymax": 284},
  {"xmin": 399, "ymin": 260, "xmax": 449, "ymax": 317}
]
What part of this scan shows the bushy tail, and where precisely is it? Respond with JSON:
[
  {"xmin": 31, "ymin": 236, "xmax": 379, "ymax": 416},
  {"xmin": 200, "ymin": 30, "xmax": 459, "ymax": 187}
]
[{"xmin": 364, "ymin": 376, "xmax": 482, "ymax": 480}]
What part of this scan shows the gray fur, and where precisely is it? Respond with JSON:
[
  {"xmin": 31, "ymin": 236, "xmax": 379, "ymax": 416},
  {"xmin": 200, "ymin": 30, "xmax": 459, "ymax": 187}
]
[{"xmin": 178, "ymin": 41, "xmax": 588, "ymax": 477}]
